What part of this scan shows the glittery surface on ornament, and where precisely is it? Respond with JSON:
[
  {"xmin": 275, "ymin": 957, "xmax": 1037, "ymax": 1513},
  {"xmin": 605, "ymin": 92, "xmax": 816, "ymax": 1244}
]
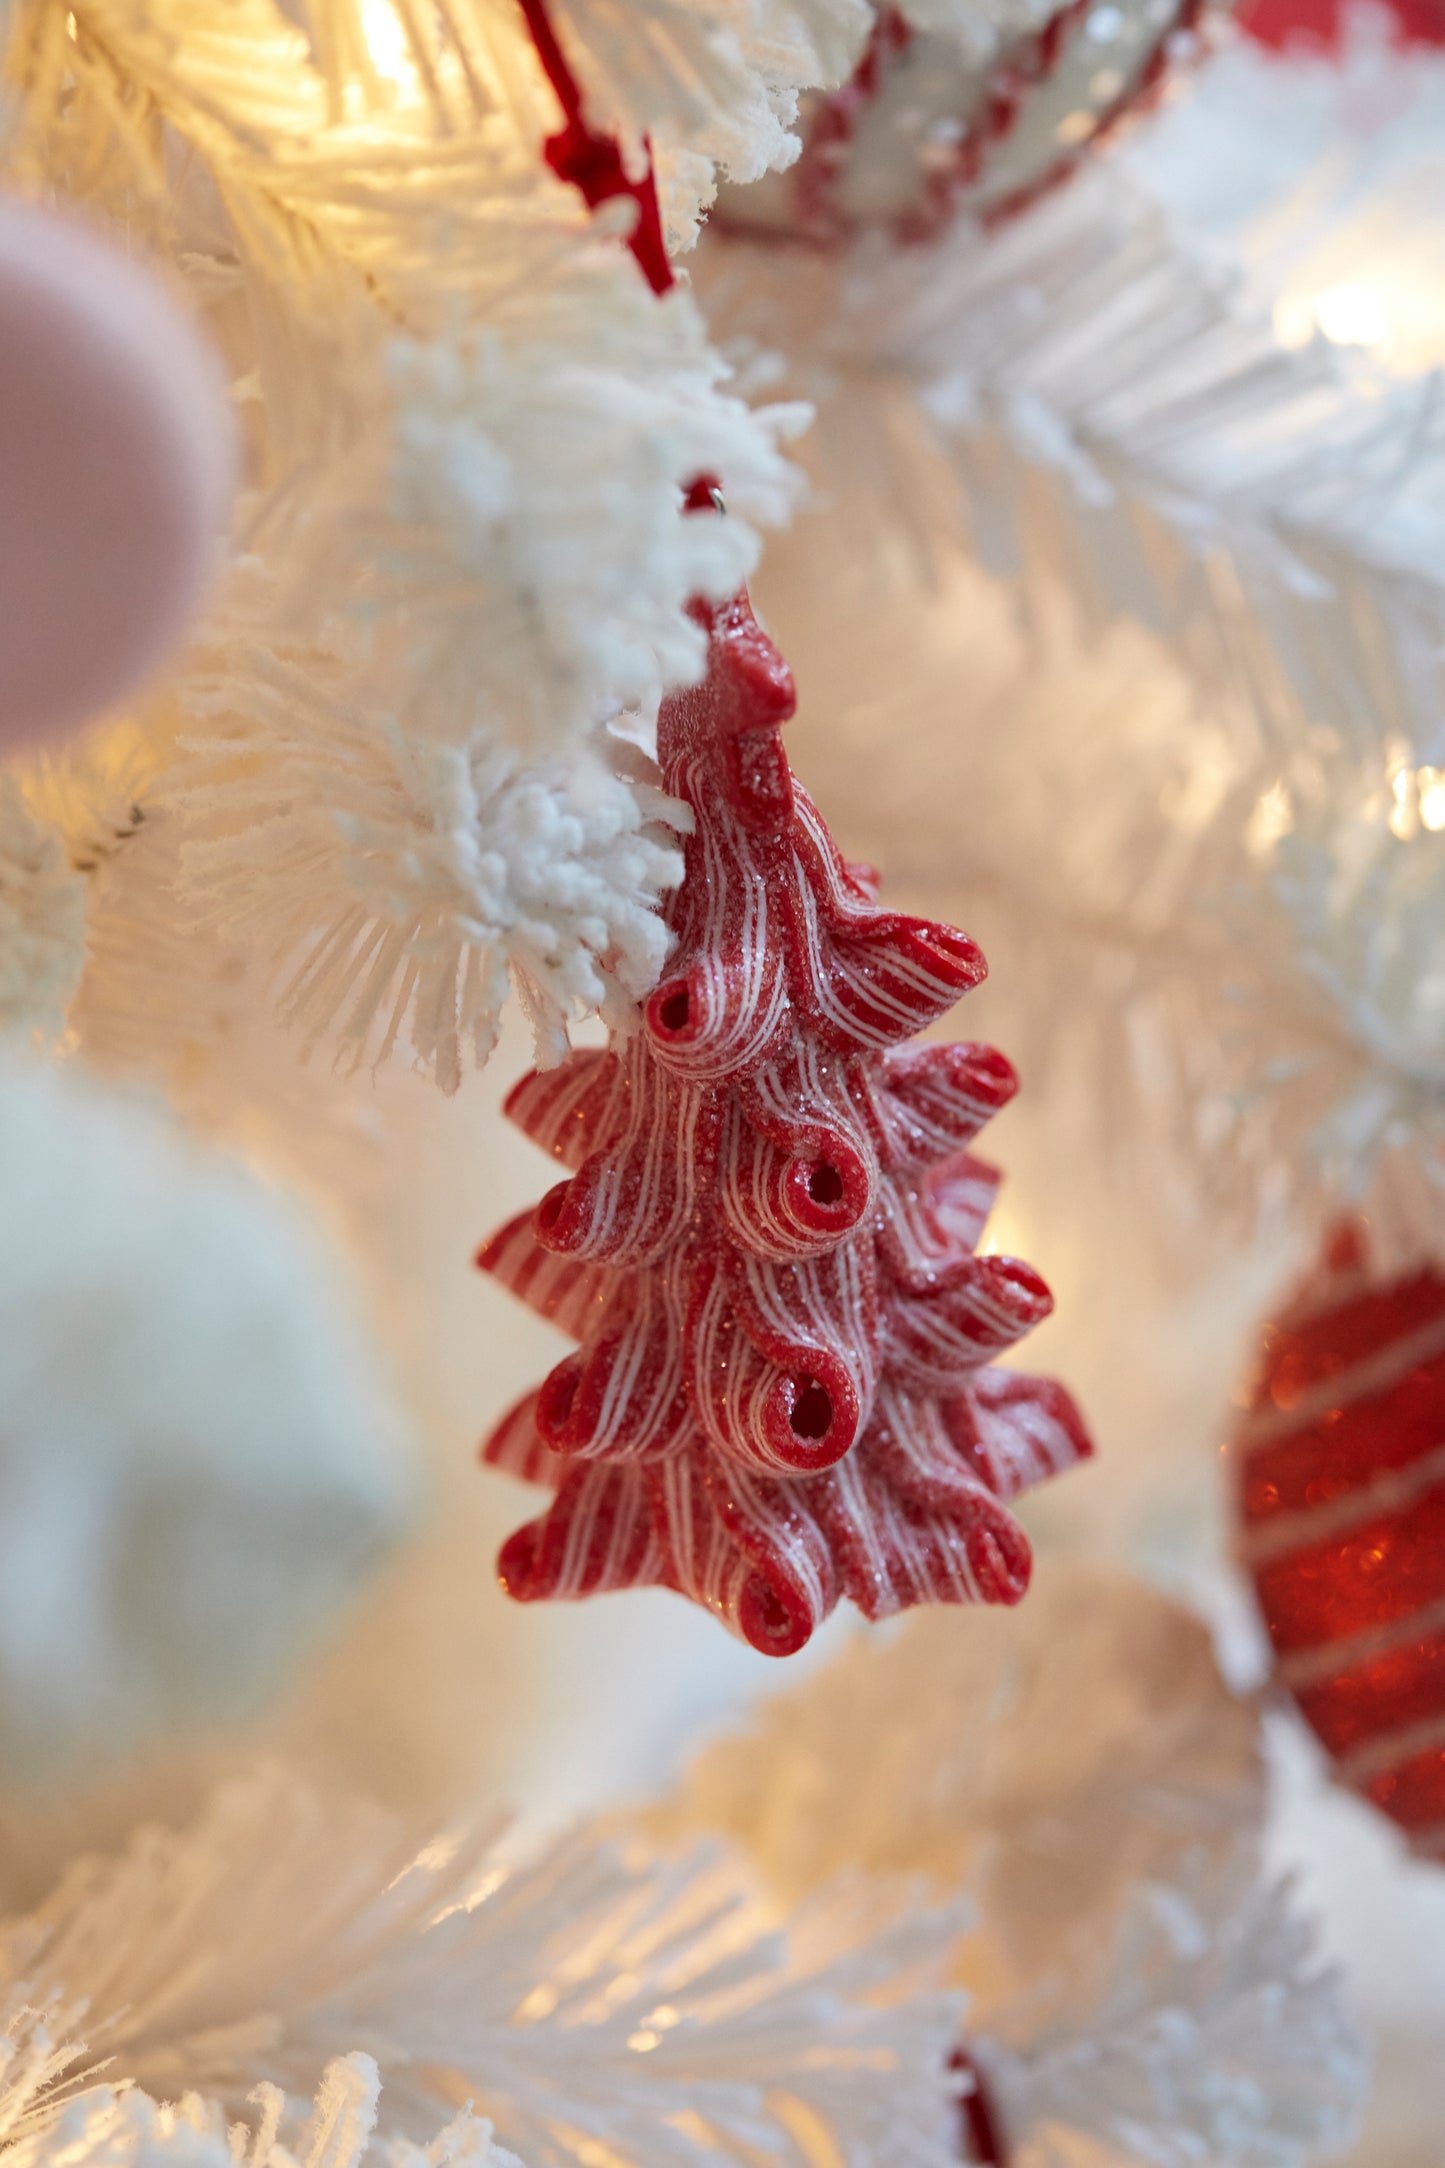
[
  {"xmin": 478, "ymin": 525, "xmax": 1090, "ymax": 1656},
  {"xmin": 1235, "ymin": 1224, "xmax": 1445, "ymax": 1858},
  {"xmin": 713, "ymin": 0, "xmax": 1204, "ymax": 247}
]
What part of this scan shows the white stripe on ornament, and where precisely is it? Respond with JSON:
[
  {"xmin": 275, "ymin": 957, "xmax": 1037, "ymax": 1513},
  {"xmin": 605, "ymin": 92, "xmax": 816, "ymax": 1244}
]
[
  {"xmin": 1337, "ymin": 1705, "xmax": 1445, "ymax": 1787},
  {"xmin": 1276, "ymin": 1589, "xmax": 1445, "ymax": 1690},
  {"xmin": 1233, "ymin": 1310, "xmax": 1445, "ymax": 1455},
  {"xmin": 1237, "ymin": 1437, "xmax": 1445, "ymax": 1567}
]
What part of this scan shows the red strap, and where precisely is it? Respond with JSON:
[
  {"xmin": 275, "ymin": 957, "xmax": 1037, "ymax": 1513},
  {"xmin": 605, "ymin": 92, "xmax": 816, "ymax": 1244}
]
[
  {"xmin": 517, "ymin": 0, "xmax": 674, "ymax": 294},
  {"xmin": 950, "ymin": 2047, "xmax": 1007, "ymax": 2166}
]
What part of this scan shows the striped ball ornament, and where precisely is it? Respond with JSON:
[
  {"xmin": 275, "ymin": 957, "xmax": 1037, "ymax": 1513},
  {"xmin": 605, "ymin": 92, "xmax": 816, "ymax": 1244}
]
[
  {"xmin": 715, "ymin": 0, "xmax": 1205, "ymax": 246},
  {"xmin": 1236, "ymin": 1226, "xmax": 1445, "ymax": 1859}
]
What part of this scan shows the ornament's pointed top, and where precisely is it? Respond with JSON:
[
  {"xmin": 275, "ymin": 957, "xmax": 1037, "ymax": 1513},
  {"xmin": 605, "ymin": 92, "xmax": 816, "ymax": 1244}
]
[{"xmin": 660, "ymin": 588, "xmax": 797, "ymax": 832}]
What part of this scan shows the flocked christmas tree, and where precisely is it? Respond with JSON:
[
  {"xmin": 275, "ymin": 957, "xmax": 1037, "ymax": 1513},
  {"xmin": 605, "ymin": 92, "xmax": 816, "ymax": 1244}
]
[
  {"xmin": 5, "ymin": 0, "xmax": 1445, "ymax": 2152},
  {"xmin": 480, "ymin": 510, "xmax": 1090, "ymax": 1654}
]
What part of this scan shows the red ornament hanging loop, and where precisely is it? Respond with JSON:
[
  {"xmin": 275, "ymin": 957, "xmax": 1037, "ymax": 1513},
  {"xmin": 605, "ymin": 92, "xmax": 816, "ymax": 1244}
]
[
  {"xmin": 950, "ymin": 2047, "xmax": 1007, "ymax": 2167},
  {"xmin": 516, "ymin": 0, "xmax": 674, "ymax": 294}
]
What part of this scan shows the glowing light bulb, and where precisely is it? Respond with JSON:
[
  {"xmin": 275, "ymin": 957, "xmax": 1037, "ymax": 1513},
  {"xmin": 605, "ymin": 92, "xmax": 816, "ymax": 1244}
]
[
  {"xmin": 1390, "ymin": 761, "xmax": 1414, "ymax": 840},
  {"xmin": 1420, "ymin": 770, "xmax": 1445, "ymax": 833},
  {"xmin": 361, "ymin": 0, "xmax": 411, "ymax": 85},
  {"xmin": 1248, "ymin": 780, "xmax": 1293, "ymax": 853},
  {"xmin": 1272, "ymin": 297, "xmax": 1316, "ymax": 351},
  {"xmin": 1312, "ymin": 283, "xmax": 1390, "ymax": 349}
]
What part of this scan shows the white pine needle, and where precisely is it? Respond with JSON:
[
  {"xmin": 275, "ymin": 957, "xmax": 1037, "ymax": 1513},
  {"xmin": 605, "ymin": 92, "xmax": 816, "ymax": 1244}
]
[{"xmin": 0, "ymin": 1769, "xmax": 967, "ymax": 2168}]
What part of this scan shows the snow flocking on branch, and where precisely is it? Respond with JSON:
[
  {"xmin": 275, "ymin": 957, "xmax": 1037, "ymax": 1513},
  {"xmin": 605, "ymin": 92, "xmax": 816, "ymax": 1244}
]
[
  {"xmin": 175, "ymin": 633, "xmax": 692, "ymax": 1087},
  {"xmin": 974, "ymin": 1859, "xmax": 1367, "ymax": 2168},
  {"xmin": 295, "ymin": 277, "xmax": 810, "ymax": 754},
  {"xmin": 0, "ymin": 1767, "xmax": 968, "ymax": 2168},
  {"xmin": 541, "ymin": 0, "xmax": 874, "ymax": 241},
  {"xmin": 661, "ymin": 1562, "xmax": 1367, "ymax": 2168},
  {"xmin": 1, "ymin": 2052, "xmax": 525, "ymax": 2168},
  {"xmin": 0, "ymin": 0, "xmax": 827, "ymax": 1081}
]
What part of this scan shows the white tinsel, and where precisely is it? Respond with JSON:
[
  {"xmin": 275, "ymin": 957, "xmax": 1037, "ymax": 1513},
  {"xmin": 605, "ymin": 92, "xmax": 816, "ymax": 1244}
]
[
  {"xmin": 667, "ymin": 1563, "xmax": 1261, "ymax": 1955},
  {"xmin": 0, "ymin": 781, "xmax": 86, "ymax": 1044},
  {"xmin": 0, "ymin": 1056, "xmax": 413, "ymax": 1778},
  {"xmin": 176, "ymin": 642, "xmax": 689, "ymax": 1087},
  {"xmin": 0, "ymin": 1767, "xmax": 966, "ymax": 2168},
  {"xmin": 0, "ymin": 2005, "xmax": 89, "ymax": 2153}
]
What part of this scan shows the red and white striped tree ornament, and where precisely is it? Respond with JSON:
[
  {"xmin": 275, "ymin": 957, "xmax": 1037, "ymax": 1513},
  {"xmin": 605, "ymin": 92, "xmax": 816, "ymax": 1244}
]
[
  {"xmin": 716, "ymin": 0, "xmax": 1204, "ymax": 246},
  {"xmin": 1234, "ymin": 1225, "xmax": 1445, "ymax": 1859},
  {"xmin": 477, "ymin": 507, "xmax": 1091, "ymax": 1656}
]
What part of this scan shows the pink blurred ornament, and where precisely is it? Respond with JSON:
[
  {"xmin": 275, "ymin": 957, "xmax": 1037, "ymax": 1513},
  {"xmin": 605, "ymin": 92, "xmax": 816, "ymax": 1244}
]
[{"xmin": 0, "ymin": 203, "xmax": 235, "ymax": 750}]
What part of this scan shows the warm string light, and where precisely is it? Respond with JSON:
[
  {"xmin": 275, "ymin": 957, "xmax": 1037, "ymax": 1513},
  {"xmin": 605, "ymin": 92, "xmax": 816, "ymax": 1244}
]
[
  {"xmin": 1242, "ymin": 759, "xmax": 1445, "ymax": 856},
  {"xmin": 1274, "ymin": 281, "xmax": 1389, "ymax": 352},
  {"xmin": 1388, "ymin": 756, "xmax": 1445, "ymax": 840},
  {"xmin": 351, "ymin": 0, "xmax": 427, "ymax": 108},
  {"xmin": 360, "ymin": 0, "xmax": 412, "ymax": 86},
  {"xmin": 1273, "ymin": 275, "xmax": 1445, "ymax": 374}
]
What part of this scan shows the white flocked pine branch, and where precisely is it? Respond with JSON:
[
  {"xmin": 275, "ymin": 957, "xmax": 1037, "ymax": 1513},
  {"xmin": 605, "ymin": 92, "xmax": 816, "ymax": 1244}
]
[{"xmin": 0, "ymin": 1768, "xmax": 968, "ymax": 2168}]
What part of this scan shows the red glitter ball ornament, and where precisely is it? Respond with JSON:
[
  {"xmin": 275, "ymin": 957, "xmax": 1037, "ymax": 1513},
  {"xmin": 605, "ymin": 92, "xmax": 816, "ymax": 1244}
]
[
  {"xmin": 1234, "ymin": 1224, "xmax": 1445, "ymax": 1859},
  {"xmin": 716, "ymin": 0, "xmax": 1204, "ymax": 246},
  {"xmin": 477, "ymin": 529, "xmax": 1091, "ymax": 1656}
]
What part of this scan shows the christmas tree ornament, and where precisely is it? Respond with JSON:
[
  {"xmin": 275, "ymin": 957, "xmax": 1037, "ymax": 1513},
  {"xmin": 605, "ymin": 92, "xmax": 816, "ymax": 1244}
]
[
  {"xmin": 478, "ymin": 503, "xmax": 1090, "ymax": 1655},
  {"xmin": 0, "ymin": 204, "xmax": 234, "ymax": 749},
  {"xmin": 1234, "ymin": 1225, "xmax": 1445, "ymax": 1860},
  {"xmin": 715, "ymin": 0, "xmax": 1205, "ymax": 246}
]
